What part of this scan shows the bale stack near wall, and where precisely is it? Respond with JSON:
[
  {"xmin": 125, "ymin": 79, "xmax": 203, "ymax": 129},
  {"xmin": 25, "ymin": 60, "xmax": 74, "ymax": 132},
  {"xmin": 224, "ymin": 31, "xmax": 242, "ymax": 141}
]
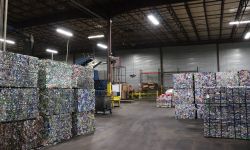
[
  {"xmin": 72, "ymin": 65, "xmax": 95, "ymax": 136},
  {"xmin": 0, "ymin": 51, "xmax": 42, "ymax": 149},
  {"xmin": 38, "ymin": 60, "xmax": 73, "ymax": 145}
]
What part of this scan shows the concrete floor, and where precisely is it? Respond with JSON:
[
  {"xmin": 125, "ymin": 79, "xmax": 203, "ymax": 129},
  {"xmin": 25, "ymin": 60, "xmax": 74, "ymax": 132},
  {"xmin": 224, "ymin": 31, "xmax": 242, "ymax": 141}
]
[{"xmin": 47, "ymin": 101, "xmax": 250, "ymax": 150}]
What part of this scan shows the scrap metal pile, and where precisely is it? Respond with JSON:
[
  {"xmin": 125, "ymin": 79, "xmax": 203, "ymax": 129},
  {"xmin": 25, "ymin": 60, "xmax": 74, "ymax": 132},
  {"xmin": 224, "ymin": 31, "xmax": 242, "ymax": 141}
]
[
  {"xmin": 0, "ymin": 51, "xmax": 41, "ymax": 149},
  {"xmin": 72, "ymin": 65, "xmax": 95, "ymax": 136}
]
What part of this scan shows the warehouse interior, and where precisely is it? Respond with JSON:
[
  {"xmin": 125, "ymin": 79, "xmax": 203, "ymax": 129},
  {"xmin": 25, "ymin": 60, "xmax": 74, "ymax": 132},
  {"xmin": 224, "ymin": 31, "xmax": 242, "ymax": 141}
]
[{"xmin": 1, "ymin": 0, "xmax": 250, "ymax": 149}]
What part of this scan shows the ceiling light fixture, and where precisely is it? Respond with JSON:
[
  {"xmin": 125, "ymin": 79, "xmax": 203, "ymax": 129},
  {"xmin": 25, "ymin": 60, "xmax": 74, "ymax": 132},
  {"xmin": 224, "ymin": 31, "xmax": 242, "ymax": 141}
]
[
  {"xmin": 46, "ymin": 48, "xmax": 58, "ymax": 54},
  {"xmin": 0, "ymin": 38, "xmax": 15, "ymax": 45},
  {"xmin": 147, "ymin": 14, "xmax": 159, "ymax": 25},
  {"xmin": 244, "ymin": 32, "xmax": 250, "ymax": 40},
  {"xmin": 88, "ymin": 34, "xmax": 105, "ymax": 39},
  {"xmin": 56, "ymin": 28, "xmax": 73, "ymax": 37},
  {"xmin": 97, "ymin": 43, "xmax": 108, "ymax": 49},
  {"xmin": 229, "ymin": 20, "xmax": 250, "ymax": 25}
]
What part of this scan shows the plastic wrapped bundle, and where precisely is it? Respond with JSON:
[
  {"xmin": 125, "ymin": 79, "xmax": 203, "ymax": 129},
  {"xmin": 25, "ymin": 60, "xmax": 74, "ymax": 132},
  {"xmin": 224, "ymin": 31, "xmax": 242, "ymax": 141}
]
[
  {"xmin": 72, "ymin": 112, "xmax": 95, "ymax": 136},
  {"xmin": 239, "ymin": 70, "xmax": 250, "ymax": 86},
  {"xmin": 0, "ymin": 117, "xmax": 43, "ymax": 149},
  {"xmin": 0, "ymin": 51, "xmax": 39, "ymax": 88},
  {"xmin": 39, "ymin": 89, "xmax": 73, "ymax": 115},
  {"xmin": 74, "ymin": 89, "xmax": 95, "ymax": 112},
  {"xmin": 43, "ymin": 114, "xmax": 72, "ymax": 145},
  {"xmin": 175, "ymin": 104, "xmax": 196, "ymax": 119},
  {"xmin": 173, "ymin": 73, "xmax": 193, "ymax": 89},
  {"xmin": 194, "ymin": 72, "xmax": 216, "ymax": 88},
  {"xmin": 216, "ymin": 72, "xmax": 239, "ymax": 87},
  {"xmin": 39, "ymin": 60, "xmax": 73, "ymax": 89},
  {"xmin": 0, "ymin": 88, "xmax": 39, "ymax": 122},
  {"xmin": 173, "ymin": 89, "xmax": 194, "ymax": 104}
]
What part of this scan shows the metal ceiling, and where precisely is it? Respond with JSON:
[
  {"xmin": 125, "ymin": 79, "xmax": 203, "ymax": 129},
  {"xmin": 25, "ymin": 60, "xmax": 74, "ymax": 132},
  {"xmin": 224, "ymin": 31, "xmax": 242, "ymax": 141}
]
[{"xmin": 4, "ymin": 0, "xmax": 250, "ymax": 57}]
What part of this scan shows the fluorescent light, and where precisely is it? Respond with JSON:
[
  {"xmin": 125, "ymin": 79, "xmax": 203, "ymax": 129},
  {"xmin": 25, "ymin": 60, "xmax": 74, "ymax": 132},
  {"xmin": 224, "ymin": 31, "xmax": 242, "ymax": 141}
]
[
  {"xmin": 147, "ymin": 14, "xmax": 159, "ymax": 25},
  {"xmin": 46, "ymin": 49, "xmax": 58, "ymax": 54},
  {"xmin": 229, "ymin": 20, "xmax": 250, "ymax": 25},
  {"xmin": 88, "ymin": 34, "xmax": 105, "ymax": 39},
  {"xmin": 97, "ymin": 43, "xmax": 108, "ymax": 49},
  {"xmin": 0, "ymin": 38, "xmax": 15, "ymax": 45},
  {"xmin": 56, "ymin": 28, "xmax": 73, "ymax": 37},
  {"xmin": 244, "ymin": 32, "xmax": 250, "ymax": 40}
]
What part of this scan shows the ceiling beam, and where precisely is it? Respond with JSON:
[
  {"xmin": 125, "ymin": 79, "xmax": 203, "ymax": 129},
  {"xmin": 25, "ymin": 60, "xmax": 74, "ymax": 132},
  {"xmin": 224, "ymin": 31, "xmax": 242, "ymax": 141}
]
[
  {"xmin": 230, "ymin": 0, "xmax": 249, "ymax": 39},
  {"xmin": 166, "ymin": 4, "xmax": 189, "ymax": 41},
  {"xmin": 184, "ymin": 2, "xmax": 200, "ymax": 41},
  {"xmin": 203, "ymin": 0, "xmax": 210, "ymax": 40}
]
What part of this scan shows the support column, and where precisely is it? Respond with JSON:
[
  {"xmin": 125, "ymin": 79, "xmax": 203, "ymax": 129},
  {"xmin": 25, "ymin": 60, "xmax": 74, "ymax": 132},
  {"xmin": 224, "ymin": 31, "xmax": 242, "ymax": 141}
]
[
  {"xmin": 160, "ymin": 47, "xmax": 164, "ymax": 94},
  {"xmin": 216, "ymin": 43, "xmax": 220, "ymax": 72},
  {"xmin": 0, "ymin": 0, "xmax": 4, "ymax": 50},
  {"xmin": 107, "ymin": 19, "xmax": 112, "ymax": 96}
]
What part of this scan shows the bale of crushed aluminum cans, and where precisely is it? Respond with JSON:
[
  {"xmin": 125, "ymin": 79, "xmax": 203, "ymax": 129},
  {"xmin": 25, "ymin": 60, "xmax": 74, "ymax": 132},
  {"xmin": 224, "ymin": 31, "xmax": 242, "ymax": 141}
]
[
  {"xmin": 194, "ymin": 72, "xmax": 216, "ymax": 88},
  {"xmin": 39, "ymin": 89, "xmax": 74, "ymax": 115},
  {"xmin": 156, "ymin": 94, "xmax": 173, "ymax": 108},
  {"xmin": 175, "ymin": 104, "xmax": 196, "ymax": 119},
  {"xmin": 72, "ymin": 65, "xmax": 85, "ymax": 88},
  {"xmin": 0, "ymin": 117, "xmax": 43, "ymax": 149},
  {"xmin": 216, "ymin": 72, "xmax": 239, "ymax": 87},
  {"xmin": 0, "ymin": 51, "xmax": 39, "ymax": 88},
  {"xmin": 39, "ymin": 60, "xmax": 73, "ymax": 89},
  {"xmin": 173, "ymin": 73, "xmax": 193, "ymax": 89},
  {"xmin": 0, "ymin": 88, "xmax": 39, "ymax": 122},
  {"xmin": 42, "ymin": 114, "xmax": 72, "ymax": 145},
  {"xmin": 73, "ymin": 89, "xmax": 95, "ymax": 112},
  {"xmin": 72, "ymin": 112, "xmax": 95, "ymax": 136},
  {"xmin": 173, "ymin": 89, "xmax": 194, "ymax": 104},
  {"xmin": 197, "ymin": 104, "xmax": 204, "ymax": 119},
  {"xmin": 204, "ymin": 87, "xmax": 250, "ymax": 140},
  {"xmin": 239, "ymin": 70, "xmax": 250, "ymax": 86}
]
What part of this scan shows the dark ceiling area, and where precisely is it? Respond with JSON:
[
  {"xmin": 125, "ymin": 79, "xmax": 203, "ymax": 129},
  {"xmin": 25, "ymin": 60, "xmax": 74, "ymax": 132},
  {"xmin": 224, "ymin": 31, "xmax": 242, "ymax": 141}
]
[{"xmin": 5, "ymin": 0, "xmax": 250, "ymax": 57}]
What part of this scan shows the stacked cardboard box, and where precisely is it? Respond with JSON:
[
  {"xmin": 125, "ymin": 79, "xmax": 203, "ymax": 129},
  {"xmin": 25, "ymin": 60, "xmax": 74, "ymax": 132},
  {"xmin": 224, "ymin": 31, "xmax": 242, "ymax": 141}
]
[
  {"xmin": 0, "ymin": 51, "xmax": 42, "ymax": 149},
  {"xmin": 39, "ymin": 60, "xmax": 73, "ymax": 145},
  {"xmin": 173, "ymin": 73, "xmax": 196, "ymax": 119},
  {"xmin": 72, "ymin": 65, "xmax": 95, "ymax": 136}
]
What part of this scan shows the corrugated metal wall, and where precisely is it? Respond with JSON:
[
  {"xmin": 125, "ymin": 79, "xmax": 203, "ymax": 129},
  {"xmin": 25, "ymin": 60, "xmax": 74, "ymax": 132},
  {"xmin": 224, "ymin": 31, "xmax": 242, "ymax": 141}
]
[
  {"xmin": 93, "ymin": 42, "xmax": 250, "ymax": 90},
  {"xmin": 116, "ymin": 48, "xmax": 160, "ymax": 89},
  {"xmin": 219, "ymin": 42, "xmax": 250, "ymax": 71}
]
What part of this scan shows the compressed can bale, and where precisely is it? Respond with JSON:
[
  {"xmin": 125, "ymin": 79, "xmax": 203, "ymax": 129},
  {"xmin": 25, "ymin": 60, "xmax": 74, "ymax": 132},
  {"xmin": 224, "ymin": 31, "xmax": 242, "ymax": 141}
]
[
  {"xmin": 173, "ymin": 89, "xmax": 194, "ymax": 104},
  {"xmin": 216, "ymin": 72, "xmax": 239, "ymax": 87},
  {"xmin": 39, "ymin": 89, "xmax": 74, "ymax": 115},
  {"xmin": 72, "ymin": 65, "xmax": 85, "ymax": 88},
  {"xmin": 0, "ymin": 88, "xmax": 39, "ymax": 122},
  {"xmin": 39, "ymin": 60, "xmax": 72, "ymax": 89},
  {"xmin": 73, "ymin": 89, "xmax": 95, "ymax": 112},
  {"xmin": 0, "ymin": 51, "xmax": 39, "ymax": 88},
  {"xmin": 194, "ymin": 72, "xmax": 216, "ymax": 88},
  {"xmin": 42, "ymin": 114, "xmax": 72, "ymax": 145},
  {"xmin": 239, "ymin": 70, "xmax": 250, "ymax": 86},
  {"xmin": 0, "ymin": 117, "xmax": 43, "ymax": 150},
  {"xmin": 175, "ymin": 104, "xmax": 196, "ymax": 119},
  {"xmin": 72, "ymin": 112, "xmax": 95, "ymax": 136},
  {"xmin": 173, "ymin": 73, "xmax": 193, "ymax": 89},
  {"xmin": 204, "ymin": 87, "xmax": 250, "ymax": 140}
]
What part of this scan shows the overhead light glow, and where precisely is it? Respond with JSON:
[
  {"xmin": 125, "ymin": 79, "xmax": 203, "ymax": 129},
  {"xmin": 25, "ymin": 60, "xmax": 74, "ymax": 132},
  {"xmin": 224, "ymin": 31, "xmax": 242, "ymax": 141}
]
[
  {"xmin": 88, "ymin": 34, "xmax": 105, "ymax": 39},
  {"xmin": 147, "ymin": 14, "xmax": 159, "ymax": 25},
  {"xmin": 0, "ymin": 38, "xmax": 15, "ymax": 45},
  {"xmin": 56, "ymin": 28, "xmax": 73, "ymax": 37},
  {"xmin": 229, "ymin": 20, "xmax": 250, "ymax": 25},
  {"xmin": 244, "ymin": 32, "xmax": 250, "ymax": 40},
  {"xmin": 97, "ymin": 43, "xmax": 108, "ymax": 49},
  {"xmin": 46, "ymin": 49, "xmax": 58, "ymax": 54}
]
